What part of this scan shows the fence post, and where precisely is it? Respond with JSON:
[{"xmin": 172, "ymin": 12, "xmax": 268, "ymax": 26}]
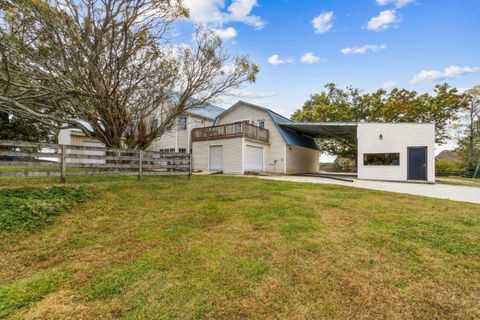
[
  {"xmin": 188, "ymin": 153, "xmax": 192, "ymax": 180},
  {"xmin": 60, "ymin": 144, "xmax": 66, "ymax": 183},
  {"xmin": 138, "ymin": 150, "xmax": 143, "ymax": 180}
]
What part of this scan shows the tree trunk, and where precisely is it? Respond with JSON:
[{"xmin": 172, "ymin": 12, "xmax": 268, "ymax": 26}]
[
  {"xmin": 468, "ymin": 121, "xmax": 475, "ymax": 169},
  {"xmin": 474, "ymin": 157, "xmax": 480, "ymax": 178}
]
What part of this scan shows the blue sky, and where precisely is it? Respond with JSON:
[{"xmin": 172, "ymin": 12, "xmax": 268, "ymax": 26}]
[{"xmin": 178, "ymin": 0, "xmax": 480, "ymax": 119}]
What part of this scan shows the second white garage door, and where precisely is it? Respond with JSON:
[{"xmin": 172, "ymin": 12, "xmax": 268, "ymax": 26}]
[{"xmin": 245, "ymin": 145, "xmax": 264, "ymax": 172}]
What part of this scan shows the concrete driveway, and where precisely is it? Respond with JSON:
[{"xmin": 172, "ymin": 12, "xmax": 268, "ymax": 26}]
[{"xmin": 256, "ymin": 175, "xmax": 480, "ymax": 205}]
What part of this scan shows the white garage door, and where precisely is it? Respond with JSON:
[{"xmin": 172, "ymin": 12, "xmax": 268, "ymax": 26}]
[
  {"xmin": 209, "ymin": 145, "xmax": 223, "ymax": 171},
  {"xmin": 245, "ymin": 145, "xmax": 263, "ymax": 172}
]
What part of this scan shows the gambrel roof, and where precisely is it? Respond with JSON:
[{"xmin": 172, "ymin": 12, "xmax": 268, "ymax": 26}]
[{"xmin": 217, "ymin": 101, "xmax": 320, "ymax": 151}]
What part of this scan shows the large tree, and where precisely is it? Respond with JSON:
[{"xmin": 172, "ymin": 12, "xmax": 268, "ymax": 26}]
[
  {"xmin": 0, "ymin": 0, "xmax": 258, "ymax": 149},
  {"xmin": 292, "ymin": 83, "xmax": 466, "ymax": 161},
  {"xmin": 456, "ymin": 86, "xmax": 480, "ymax": 173}
]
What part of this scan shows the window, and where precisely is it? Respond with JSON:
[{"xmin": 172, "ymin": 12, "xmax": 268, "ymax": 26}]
[
  {"xmin": 160, "ymin": 148, "xmax": 175, "ymax": 154},
  {"xmin": 258, "ymin": 120, "xmax": 265, "ymax": 129},
  {"xmin": 177, "ymin": 116, "xmax": 187, "ymax": 131},
  {"xmin": 178, "ymin": 148, "xmax": 187, "ymax": 153},
  {"xmin": 363, "ymin": 153, "xmax": 400, "ymax": 166},
  {"xmin": 152, "ymin": 118, "xmax": 159, "ymax": 129},
  {"xmin": 193, "ymin": 120, "xmax": 204, "ymax": 128}
]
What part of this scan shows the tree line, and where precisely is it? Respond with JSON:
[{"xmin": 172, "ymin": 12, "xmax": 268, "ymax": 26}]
[{"xmin": 292, "ymin": 83, "xmax": 480, "ymax": 172}]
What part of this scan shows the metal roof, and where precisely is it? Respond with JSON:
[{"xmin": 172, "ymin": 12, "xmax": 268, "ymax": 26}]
[
  {"xmin": 188, "ymin": 103, "xmax": 224, "ymax": 120},
  {"xmin": 218, "ymin": 101, "xmax": 320, "ymax": 151},
  {"xmin": 279, "ymin": 122, "xmax": 358, "ymax": 140}
]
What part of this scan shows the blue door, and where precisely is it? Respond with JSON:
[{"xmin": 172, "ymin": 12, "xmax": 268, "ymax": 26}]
[{"xmin": 408, "ymin": 147, "xmax": 427, "ymax": 181}]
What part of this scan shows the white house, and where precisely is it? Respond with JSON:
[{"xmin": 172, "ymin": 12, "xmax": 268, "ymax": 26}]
[
  {"xmin": 191, "ymin": 101, "xmax": 320, "ymax": 174},
  {"xmin": 58, "ymin": 100, "xmax": 435, "ymax": 183},
  {"xmin": 146, "ymin": 104, "xmax": 224, "ymax": 154},
  {"xmin": 58, "ymin": 103, "xmax": 225, "ymax": 155}
]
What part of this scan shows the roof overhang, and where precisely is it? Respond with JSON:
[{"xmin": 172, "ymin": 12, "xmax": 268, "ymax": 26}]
[{"xmin": 279, "ymin": 122, "xmax": 357, "ymax": 140}]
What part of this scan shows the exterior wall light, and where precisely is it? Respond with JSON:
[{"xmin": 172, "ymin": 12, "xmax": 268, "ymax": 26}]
[{"xmin": 379, "ymin": 134, "xmax": 383, "ymax": 140}]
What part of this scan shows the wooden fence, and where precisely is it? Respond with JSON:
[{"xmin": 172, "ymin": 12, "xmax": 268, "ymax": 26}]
[
  {"xmin": 436, "ymin": 170, "xmax": 479, "ymax": 178},
  {"xmin": 0, "ymin": 140, "xmax": 191, "ymax": 182}
]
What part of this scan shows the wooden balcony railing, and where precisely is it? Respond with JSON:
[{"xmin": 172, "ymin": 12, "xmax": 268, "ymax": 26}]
[{"xmin": 191, "ymin": 122, "xmax": 269, "ymax": 143}]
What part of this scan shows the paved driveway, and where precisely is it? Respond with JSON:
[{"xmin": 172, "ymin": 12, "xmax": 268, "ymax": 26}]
[{"xmin": 256, "ymin": 175, "xmax": 480, "ymax": 205}]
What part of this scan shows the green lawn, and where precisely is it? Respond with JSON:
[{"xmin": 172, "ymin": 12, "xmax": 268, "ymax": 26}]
[
  {"xmin": 436, "ymin": 176, "xmax": 480, "ymax": 187},
  {"xmin": 0, "ymin": 175, "xmax": 479, "ymax": 319}
]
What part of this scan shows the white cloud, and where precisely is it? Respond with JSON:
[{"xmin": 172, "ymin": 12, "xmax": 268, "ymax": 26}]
[
  {"xmin": 410, "ymin": 66, "xmax": 480, "ymax": 84},
  {"xmin": 183, "ymin": 0, "xmax": 265, "ymax": 29},
  {"xmin": 221, "ymin": 64, "xmax": 237, "ymax": 75},
  {"xmin": 381, "ymin": 80, "xmax": 397, "ymax": 90},
  {"xmin": 376, "ymin": 0, "xmax": 414, "ymax": 8},
  {"xmin": 227, "ymin": 0, "xmax": 265, "ymax": 29},
  {"xmin": 183, "ymin": 0, "xmax": 224, "ymax": 24},
  {"xmin": 367, "ymin": 10, "xmax": 401, "ymax": 31},
  {"xmin": 312, "ymin": 11, "xmax": 334, "ymax": 34},
  {"xmin": 229, "ymin": 89, "xmax": 277, "ymax": 98},
  {"xmin": 213, "ymin": 27, "xmax": 237, "ymax": 40},
  {"xmin": 268, "ymin": 54, "xmax": 293, "ymax": 65},
  {"xmin": 341, "ymin": 44, "xmax": 387, "ymax": 55},
  {"xmin": 300, "ymin": 52, "xmax": 322, "ymax": 64}
]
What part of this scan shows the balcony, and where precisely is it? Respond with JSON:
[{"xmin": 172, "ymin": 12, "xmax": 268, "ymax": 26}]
[{"xmin": 191, "ymin": 122, "xmax": 269, "ymax": 143}]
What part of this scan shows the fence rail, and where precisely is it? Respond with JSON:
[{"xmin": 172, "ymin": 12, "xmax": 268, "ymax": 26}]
[
  {"xmin": 0, "ymin": 140, "xmax": 191, "ymax": 182},
  {"xmin": 436, "ymin": 170, "xmax": 479, "ymax": 178}
]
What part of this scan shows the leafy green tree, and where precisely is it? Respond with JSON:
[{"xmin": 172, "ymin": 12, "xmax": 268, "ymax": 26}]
[
  {"xmin": 456, "ymin": 86, "xmax": 480, "ymax": 173},
  {"xmin": 0, "ymin": 112, "xmax": 53, "ymax": 142},
  {"xmin": 292, "ymin": 83, "xmax": 466, "ymax": 162}
]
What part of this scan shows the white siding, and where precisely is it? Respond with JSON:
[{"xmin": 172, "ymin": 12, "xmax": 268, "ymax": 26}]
[
  {"xmin": 357, "ymin": 123, "xmax": 435, "ymax": 182},
  {"xmin": 147, "ymin": 114, "xmax": 214, "ymax": 153},
  {"xmin": 216, "ymin": 103, "xmax": 286, "ymax": 173},
  {"xmin": 286, "ymin": 144, "xmax": 319, "ymax": 174},
  {"xmin": 192, "ymin": 137, "xmax": 244, "ymax": 174},
  {"xmin": 57, "ymin": 129, "xmax": 105, "ymax": 164}
]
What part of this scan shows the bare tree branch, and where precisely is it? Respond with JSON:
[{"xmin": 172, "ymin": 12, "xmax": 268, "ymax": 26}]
[{"xmin": 0, "ymin": 0, "xmax": 259, "ymax": 148}]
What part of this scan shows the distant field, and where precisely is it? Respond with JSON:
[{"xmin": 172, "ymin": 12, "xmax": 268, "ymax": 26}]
[{"xmin": 0, "ymin": 175, "xmax": 479, "ymax": 319}]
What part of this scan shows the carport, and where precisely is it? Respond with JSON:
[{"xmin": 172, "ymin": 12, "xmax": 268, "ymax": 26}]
[
  {"xmin": 279, "ymin": 122, "xmax": 435, "ymax": 183},
  {"xmin": 279, "ymin": 122, "xmax": 357, "ymax": 140},
  {"xmin": 279, "ymin": 122, "xmax": 358, "ymax": 181}
]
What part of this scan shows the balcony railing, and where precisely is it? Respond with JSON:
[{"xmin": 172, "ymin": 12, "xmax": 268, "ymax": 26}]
[{"xmin": 191, "ymin": 122, "xmax": 269, "ymax": 143}]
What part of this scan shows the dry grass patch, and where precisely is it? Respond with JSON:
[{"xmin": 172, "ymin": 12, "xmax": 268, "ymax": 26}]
[{"xmin": 0, "ymin": 175, "xmax": 478, "ymax": 319}]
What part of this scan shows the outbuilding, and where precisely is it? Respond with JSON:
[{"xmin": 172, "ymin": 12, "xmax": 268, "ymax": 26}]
[{"xmin": 281, "ymin": 122, "xmax": 435, "ymax": 183}]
